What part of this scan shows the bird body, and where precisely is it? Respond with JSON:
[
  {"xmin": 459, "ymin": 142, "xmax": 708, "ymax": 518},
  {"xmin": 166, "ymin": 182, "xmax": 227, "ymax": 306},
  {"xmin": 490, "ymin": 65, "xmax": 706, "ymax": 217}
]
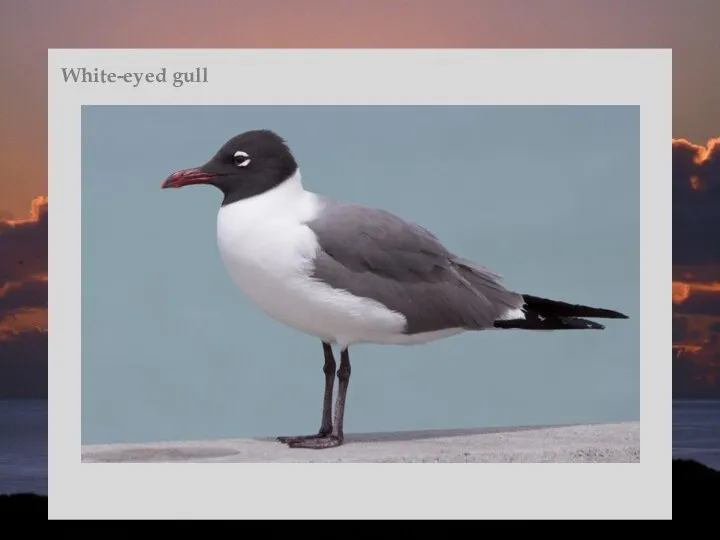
[
  {"xmin": 217, "ymin": 169, "xmax": 467, "ymax": 348},
  {"xmin": 162, "ymin": 128, "xmax": 629, "ymax": 449}
]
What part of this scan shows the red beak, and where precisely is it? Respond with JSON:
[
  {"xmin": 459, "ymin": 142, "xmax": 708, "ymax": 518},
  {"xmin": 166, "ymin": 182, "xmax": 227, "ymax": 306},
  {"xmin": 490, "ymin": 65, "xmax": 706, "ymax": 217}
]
[{"xmin": 161, "ymin": 168, "xmax": 216, "ymax": 189}]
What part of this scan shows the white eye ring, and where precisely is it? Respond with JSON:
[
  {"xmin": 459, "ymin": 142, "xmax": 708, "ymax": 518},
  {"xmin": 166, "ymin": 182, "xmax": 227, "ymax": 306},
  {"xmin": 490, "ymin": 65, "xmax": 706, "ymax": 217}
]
[{"xmin": 233, "ymin": 150, "xmax": 251, "ymax": 167}]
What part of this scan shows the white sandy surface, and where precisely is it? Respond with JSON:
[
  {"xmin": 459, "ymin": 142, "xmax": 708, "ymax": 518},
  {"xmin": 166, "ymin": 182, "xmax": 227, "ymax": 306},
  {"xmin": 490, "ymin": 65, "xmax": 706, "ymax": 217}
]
[{"xmin": 81, "ymin": 421, "xmax": 639, "ymax": 463}]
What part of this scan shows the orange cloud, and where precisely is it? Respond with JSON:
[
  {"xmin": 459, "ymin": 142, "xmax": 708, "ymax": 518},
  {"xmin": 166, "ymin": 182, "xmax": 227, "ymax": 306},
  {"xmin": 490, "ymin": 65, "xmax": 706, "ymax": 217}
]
[
  {"xmin": 673, "ymin": 280, "xmax": 720, "ymax": 304},
  {"xmin": 673, "ymin": 137, "xmax": 720, "ymax": 164},
  {"xmin": 3, "ymin": 195, "xmax": 48, "ymax": 226},
  {"xmin": 673, "ymin": 137, "xmax": 720, "ymax": 192},
  {"xmin": 673, "ymin": 281, "xmax": 691, "ymax": 304},
  {"xmin": 0, "ymin": 309, "xmax": 46, "ymax": 336}
]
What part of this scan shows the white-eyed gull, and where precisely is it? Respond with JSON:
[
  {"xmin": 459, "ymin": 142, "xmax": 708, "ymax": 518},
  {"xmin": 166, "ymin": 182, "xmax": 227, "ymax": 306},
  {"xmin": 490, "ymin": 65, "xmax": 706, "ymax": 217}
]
[{"xmin": 161, "ymin": 129, "xmax": 629, "ymax": 449}]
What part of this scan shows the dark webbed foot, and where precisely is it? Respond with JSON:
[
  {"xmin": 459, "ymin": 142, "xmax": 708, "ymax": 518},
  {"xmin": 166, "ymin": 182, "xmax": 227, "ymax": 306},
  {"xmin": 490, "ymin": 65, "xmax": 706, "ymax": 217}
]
[
  {"xmin": 276, "ymin": 432, "xmax": 330, "ymax": 445},
  {"xmin": 285, "ymin": 435, "xmax": 343, "ymax": 449}
]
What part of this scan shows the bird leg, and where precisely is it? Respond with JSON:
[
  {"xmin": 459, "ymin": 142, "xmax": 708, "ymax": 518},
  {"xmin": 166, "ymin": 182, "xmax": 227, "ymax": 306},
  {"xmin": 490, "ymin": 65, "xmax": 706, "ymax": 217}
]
[
  {"xmin": 277, "ymin": 342, "xmax": 336, "ymax": 444},
  {"xmin": 286, "ymin": 347, "xmax": 351, "ymax": 450}
]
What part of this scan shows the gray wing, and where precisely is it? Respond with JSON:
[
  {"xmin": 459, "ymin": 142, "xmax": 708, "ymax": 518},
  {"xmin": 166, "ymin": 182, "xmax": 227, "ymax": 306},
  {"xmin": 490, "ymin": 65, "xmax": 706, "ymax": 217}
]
[{"xmin": 306, "ymin": 200, "xmax": 524, "ymax": 335}]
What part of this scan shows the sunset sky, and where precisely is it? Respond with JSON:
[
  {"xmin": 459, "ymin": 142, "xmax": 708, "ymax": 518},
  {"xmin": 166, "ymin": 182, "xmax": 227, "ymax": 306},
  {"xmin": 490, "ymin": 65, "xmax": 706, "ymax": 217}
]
[{"xmin": 0, "ymin": 0, "xmax": 718, "ymax": 398}]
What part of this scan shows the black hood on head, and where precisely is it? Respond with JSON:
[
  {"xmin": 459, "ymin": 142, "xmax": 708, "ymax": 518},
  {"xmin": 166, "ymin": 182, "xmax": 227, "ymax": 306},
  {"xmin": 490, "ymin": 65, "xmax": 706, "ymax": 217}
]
[{"xmin": 162, "ymin": 129, "xmax": 299, "ymax": 206}]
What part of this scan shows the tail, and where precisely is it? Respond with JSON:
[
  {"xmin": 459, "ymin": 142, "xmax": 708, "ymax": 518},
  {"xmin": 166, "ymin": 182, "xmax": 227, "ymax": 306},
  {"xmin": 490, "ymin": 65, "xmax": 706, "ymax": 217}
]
[{"xmin": 493, "ymin": 294, "xmax": 629, "ymax": 331}]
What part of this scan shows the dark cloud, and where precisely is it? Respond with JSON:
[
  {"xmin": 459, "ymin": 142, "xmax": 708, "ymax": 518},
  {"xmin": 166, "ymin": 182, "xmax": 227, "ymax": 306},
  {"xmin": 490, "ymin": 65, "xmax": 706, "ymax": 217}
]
[
  {"xmin": 673, "ymin": 138, "xmax": 720, "ymax": 267},
  {"xmin": 672, "ymin": 265, "xmax": 720, "ymax": 283},
  {"xmin": 0, "ymin": 197, "xmax": 48, "ymax": 399},
  {"xmin": 0, "ymin": 196, "xmax": 48, "ymax": 288},
  {"xmin": 673, "ymin": 348, "xmax": 720, "ymax": 399},
  {"xmin": 673, "ymin": 316, "xmax": 688, "ymax": 343},
  {"xmin": 0, "ymin": 278, "xmax": 47, "ymax": 320},
  {"xmin": 673, "ymin": 291, "xmax": 720, "ymax": 316},
  {"xmin": 0, "ymin": 329, "xmax": 47, "ymax": 399},
  {"xmin": 672, "ymin": 137, "xmax": 720, "ymax": 398}
]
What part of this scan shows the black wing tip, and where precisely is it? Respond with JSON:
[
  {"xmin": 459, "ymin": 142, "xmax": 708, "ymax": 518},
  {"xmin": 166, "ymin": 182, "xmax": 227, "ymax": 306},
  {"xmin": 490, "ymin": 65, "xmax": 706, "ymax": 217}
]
[
  {"xmin": 585, "ymin": 320, "xmax": 606, "ymax": 330},
  {"xmin": 598, "ymin": 310, "xmax": 630, "ymax": 319},
  {"xmin": 493, "ymin": 317, "xmax": 607, "ymax": 330},
  {"xmin": 557, "ymin": 317, "xmax": 607, "ymax": 330},
  {"xmin": 521, "ymin": 294, "xmax": 630, "ymax": 320}
]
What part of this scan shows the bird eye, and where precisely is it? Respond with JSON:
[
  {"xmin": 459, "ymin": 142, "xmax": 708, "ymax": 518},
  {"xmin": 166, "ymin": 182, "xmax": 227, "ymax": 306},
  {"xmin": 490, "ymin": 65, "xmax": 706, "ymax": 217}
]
[{"xmin": 233, "ymin": 150, "xmax": 251, "ymax": 167}]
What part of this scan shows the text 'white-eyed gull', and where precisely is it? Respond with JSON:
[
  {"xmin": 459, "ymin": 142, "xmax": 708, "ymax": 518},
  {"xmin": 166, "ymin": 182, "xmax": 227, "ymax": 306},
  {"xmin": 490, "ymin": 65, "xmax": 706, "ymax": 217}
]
[{"xmin": 161, "ymin": 129, "xmax": 629, "ymax": 450}]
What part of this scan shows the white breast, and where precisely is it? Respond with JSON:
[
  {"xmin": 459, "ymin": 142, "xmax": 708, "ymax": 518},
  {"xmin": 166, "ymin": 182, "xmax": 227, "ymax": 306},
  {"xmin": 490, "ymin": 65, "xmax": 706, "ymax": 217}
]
[{"xmin": 215, "ymin": 170, "xmax": 410, "ymax": 348}]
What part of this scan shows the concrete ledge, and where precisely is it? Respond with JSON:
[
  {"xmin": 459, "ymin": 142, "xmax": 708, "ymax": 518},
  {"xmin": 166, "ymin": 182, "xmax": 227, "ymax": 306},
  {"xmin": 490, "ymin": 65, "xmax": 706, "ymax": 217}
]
[{"xmin": 81, "ymin": 421, "xmax": 639, "ymax": 463}]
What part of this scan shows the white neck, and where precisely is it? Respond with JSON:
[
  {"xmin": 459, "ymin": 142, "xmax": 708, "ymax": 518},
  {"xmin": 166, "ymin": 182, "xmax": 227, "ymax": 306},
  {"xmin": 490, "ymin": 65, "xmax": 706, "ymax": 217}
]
[{"xmin": 217, "ymin": 168, "xmax": 320, "ymax": 226}]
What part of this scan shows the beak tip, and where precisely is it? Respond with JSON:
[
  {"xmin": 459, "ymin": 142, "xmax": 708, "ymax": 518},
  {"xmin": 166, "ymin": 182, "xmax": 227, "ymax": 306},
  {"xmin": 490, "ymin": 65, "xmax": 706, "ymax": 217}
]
[
  {"xmin": 161, "ymin": 170, "xmax": 185, "ymax": 189},
  {"xmin": 161, "ymin": 168, "xmax": 213, "ymax": 190}
]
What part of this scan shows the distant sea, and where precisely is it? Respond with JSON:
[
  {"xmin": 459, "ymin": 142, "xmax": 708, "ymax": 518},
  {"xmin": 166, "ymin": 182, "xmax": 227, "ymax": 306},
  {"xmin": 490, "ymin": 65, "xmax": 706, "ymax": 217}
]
[
  {"xmin": 673, "ymin": 399, "xmax": 720, "ymax": 470},
  {"xmin": 0, "ymin": 399, "xmax": 47, "ymax": 495}
]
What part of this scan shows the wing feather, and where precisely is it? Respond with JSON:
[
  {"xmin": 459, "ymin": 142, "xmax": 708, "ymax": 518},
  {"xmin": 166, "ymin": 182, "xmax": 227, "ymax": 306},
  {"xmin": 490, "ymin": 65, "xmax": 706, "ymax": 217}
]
[{"xmin": 306, "ymin": 201, "xmax": 523, "ymax": 334}]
